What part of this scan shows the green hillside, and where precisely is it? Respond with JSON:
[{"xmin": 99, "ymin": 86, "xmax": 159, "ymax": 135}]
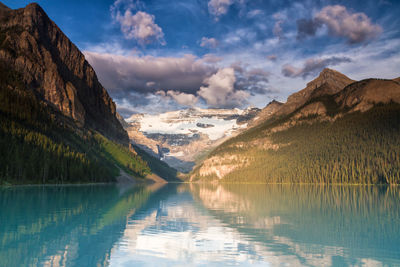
[
  {"xmin": 191, "ymin": 101, "xmax": 400, "ymax": 184},
  {"xmin": 132, "ymin": 145, "xmax": 180, "ymax": 182},
  {"xmin": 0, "ymin": 63, "xmax": 150, "ymax": 185}
]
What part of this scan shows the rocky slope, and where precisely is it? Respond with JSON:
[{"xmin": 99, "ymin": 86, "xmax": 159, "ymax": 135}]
[
  {"xmin": 249, "ymin": 100, "xmax": 283, "ymax": 127},
  {"xmin": 0, "ymin": 3, "xmax": 160, "ymax": 184},
  {"xmin": 123, "ymin": 107, "xmax": 260, "ymax": 172},
  {"xmin": 0, "ymin": 2, "xmax": 127, "ymax": 144},
  {"xmin": 191, "ymin": 69, "xmax": 400, "ymax": 184},
  {"xmin": 274, "ymin": 68, "xmax": 354, "ymax": 117}
]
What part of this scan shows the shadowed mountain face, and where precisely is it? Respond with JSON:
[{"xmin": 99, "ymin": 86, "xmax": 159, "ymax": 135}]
[
  {"xmin": 0, "ymin": 3, "xmax": 158, "ymax": 184},
  {"xmin": 0, "ymin": 3, "xmax": 127, "ymax": 144},
  {"xmin": 191, "ymin": 69, "xmax": 400, "ymax": 183}
]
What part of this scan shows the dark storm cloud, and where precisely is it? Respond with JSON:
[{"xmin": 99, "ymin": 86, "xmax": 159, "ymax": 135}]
[{"xmin": 84, "ymin": 52, "xmax": 217, "ymax": 95}]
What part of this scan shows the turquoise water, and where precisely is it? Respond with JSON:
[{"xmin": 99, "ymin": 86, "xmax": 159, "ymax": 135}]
[{"xmin": 0, "ymin": 184, "xmax": 399, "ymax": 266}]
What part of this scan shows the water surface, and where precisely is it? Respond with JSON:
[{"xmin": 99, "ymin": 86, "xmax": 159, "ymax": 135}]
[{"xmin": 0, "ymin": 184, "xmax": 399, "ymax": 266}]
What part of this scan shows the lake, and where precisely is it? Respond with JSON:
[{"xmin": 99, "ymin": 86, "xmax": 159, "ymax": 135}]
[{"xmin": 0, "ymin": 183, "xmax": 399, "ymax": 266}]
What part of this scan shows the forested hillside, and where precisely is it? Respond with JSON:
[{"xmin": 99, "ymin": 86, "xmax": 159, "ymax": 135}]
[
  {"xmin": 0, "ymin": 63, "xmax": 151, "ymax": 184},
  {"xmin": 0, "ymin": 3, "xmax": 169, "ymax": 185},
  {"xmin": 191, "ymin": 74, "xmax": 400, "ymax": 184}
]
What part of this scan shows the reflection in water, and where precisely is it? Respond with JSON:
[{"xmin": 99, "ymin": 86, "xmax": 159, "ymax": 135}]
[
  {"xmin": 1, "ymin": 184, "xmax": 399, "ymax": 266},
  {"xmin": 0, "ymin": 184, "xmax": 162, "ymax": 267}
]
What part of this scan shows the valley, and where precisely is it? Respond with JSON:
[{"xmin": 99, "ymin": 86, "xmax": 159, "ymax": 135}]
[
  {"xmin": 1, "ymin": 1, "xmax": 400, "ymax": 266},
  {"xmin": 122, "ymin": 107, "xmax": 259, "ymax": 172}
]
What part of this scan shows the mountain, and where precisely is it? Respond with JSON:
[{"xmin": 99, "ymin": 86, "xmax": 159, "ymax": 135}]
[
  {"xmin": 0, "ymin": 2, "xmax": 127, "ymax": 144},
  {"xmin": 274, "ymin": 68, "xmax": 354, "ymax": 117},
  {"xmin": 0, "ymin": 3, "xmax": 165, "ymax": 184},
  {"xmin": 248, "ymin": 100, "xmax": 283, "ymax": 127},
  {"xmin": 190, "ymin": 69, "xmax": 400, "ymax": 184},
  {"xmin": 123, "ymin": 107, "xmax": 260, "ymax": 172}
]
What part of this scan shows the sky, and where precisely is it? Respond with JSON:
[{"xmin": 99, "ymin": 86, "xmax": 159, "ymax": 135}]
[{"xmin": 4, "ymin": 0, "xmax": 400, "ymax": 117}]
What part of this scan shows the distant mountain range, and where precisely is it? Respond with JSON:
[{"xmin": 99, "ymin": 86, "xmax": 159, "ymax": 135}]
[
  {"xmin": 0, "ymin": 2, "xmax": 176, "ymax": 184},
  {"xmin": 190, "ymin": 69, "xmax": 400, "ymax": 184},
  {"xmin": 122, "ymin": 107, "xmax": 260, "ymax": 172}
]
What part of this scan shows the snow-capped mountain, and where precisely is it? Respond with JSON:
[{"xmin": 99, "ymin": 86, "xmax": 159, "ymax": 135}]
[{"xmin": 123, "ymin": 107, "xmax": 260, "ymax": 172}]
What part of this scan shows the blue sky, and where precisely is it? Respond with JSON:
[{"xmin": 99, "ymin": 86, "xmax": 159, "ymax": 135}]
[{"xmin": 4, "ymin": 0, "xmax": 400, "ymax": 116}]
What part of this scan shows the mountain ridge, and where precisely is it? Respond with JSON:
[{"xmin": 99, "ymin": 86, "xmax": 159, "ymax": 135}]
[
  {"xmin": 190, "ymin": 69, "xmax": 400, "ymax": 184},
  {"xmin": 274, "ymin": 68, "xmax": 354, "ymax": 117},
  {"xmin": 0, "ymin": 2, "xmax": 176, "ymax": 184},
  {"xmin": 123, "ymin": 107, "xmax": 260, "ymax": 172},
  {"xmin": 0, "ymin": 2, "xmax": 128, "ymax": 144}
]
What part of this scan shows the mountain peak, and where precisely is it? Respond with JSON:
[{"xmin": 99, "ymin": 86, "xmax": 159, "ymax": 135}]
[
  {"xmin": 307, "ymin": 68, "xmax": 353, "ymax": 89},
  {"xmin": 276, "ymin": 68, "xmax": 354, "ymax": 117},
  {"xmin": 320, "ymin": 67, "xmax": 337, "ymax": 75},
  {"xmin": 267, "ymin": 99, "xmax": 283, "ymax": 106},
  {"xmin": 25, "ymin": 2, "xmax": 42, "ymax": 10},
  {"xmin": 0, "ymin": 1, "xmax": 129, "ymax": 145},
  {"xmin": 0, "ymin": 2, "xmax": 10, "ymax": 10}
]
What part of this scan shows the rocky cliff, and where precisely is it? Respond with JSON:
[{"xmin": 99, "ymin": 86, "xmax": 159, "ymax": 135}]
[
  {"xmin": 0, "ymin": 3, "xmax": 128, "ymax": 144},
  {"xmin": 275, "ymin": 68, "xmax": 354, "ymax": 116}
]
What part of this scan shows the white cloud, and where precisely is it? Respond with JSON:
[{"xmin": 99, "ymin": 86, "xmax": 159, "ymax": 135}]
[
  {"xmin": 315, "ymin": 5, "xmax": 382, "ymax": 43},
  {"xmin": 110, "ymin": 0, "xmax": 164, "ymax": 45},
  {"xmin": 198, "ymin": 68, "xmax": 249, "ymax": 108},
  {"xmin": 208, "ymin": 0, "xmax": 234, "ymax": 19},
  {"xmin": 165, "ymin": 91, "xmax": 199, "ymax": 106},
  {"xmin": 115, "ymin": 10, "xmax": 165, "ymax": 45},
  {"xmin": 200, "ymin": 37, "xmax": 219, "ymax": 49},
  {"xmin": 297, "ymin": 5, "xmax": 382, "ymax": 44}
]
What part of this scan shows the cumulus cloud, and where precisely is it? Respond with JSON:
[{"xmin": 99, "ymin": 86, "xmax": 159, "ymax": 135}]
[
  {"xmin": 200, "ymin": 37, "xmax": 219, "ymax": 49},
  {"xmin": 115, "ymin": 10, "xmax": 165, "ymax": 45},
  {"xmin": 198, "ymin": 68, "xmax": 249, "ymax": 108},
  {"xmin": 111, "ymin": 0, "xmax": 164, "ymax": 45},
  {"xmin": 297, "ymin": 5, "xmax": 382, "ymax": 43},
  {"xmin": 84, "ymin": 51, "xmax": 268, "ymax": 111},
  {"xmin": 282, "ymin": 56, "xmax": 351, "ymax": 79},
  {"xmin": 84, "ymin": 52, "xmax": 216, "ymax": 94},
  {"xmin": 208, "ymin": 0, "xmax": 234, "ymax": 19},
  {"xmin": 165, "ymin": 91, "xmax": 199, "ymax": 106}
]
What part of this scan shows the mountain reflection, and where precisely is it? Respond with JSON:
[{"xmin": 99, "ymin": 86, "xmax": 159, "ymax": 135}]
[
  {"xmin": 0, "ymin": 184, "xmax": 163, "ymax": 267},
  {"xmin": 190, "ymin": 184, "xmax": 400, "ymax": 266},
  {"xmin": 110, "ymin": 184, "xmax": 400, "ymax": 266},
  {"xmin": 1, "ymin": 184, "xmax": 399, "ymax": 266}
]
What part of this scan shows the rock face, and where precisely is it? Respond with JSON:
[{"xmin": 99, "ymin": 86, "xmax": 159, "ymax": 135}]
[
  {"xmin": 337, "ymin": 79, "xmax": 400, "ymax": 112},
  {"xmin": 276, "ymin": 68, "xmax": 354, "ymax": 116},
  {"xmin": 0, "ymin": 3, "xmax": 128, "ymax": 144},
  {"xmin": 249, "ymin": 100, "xmax": 283, "ymax": 127}
]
